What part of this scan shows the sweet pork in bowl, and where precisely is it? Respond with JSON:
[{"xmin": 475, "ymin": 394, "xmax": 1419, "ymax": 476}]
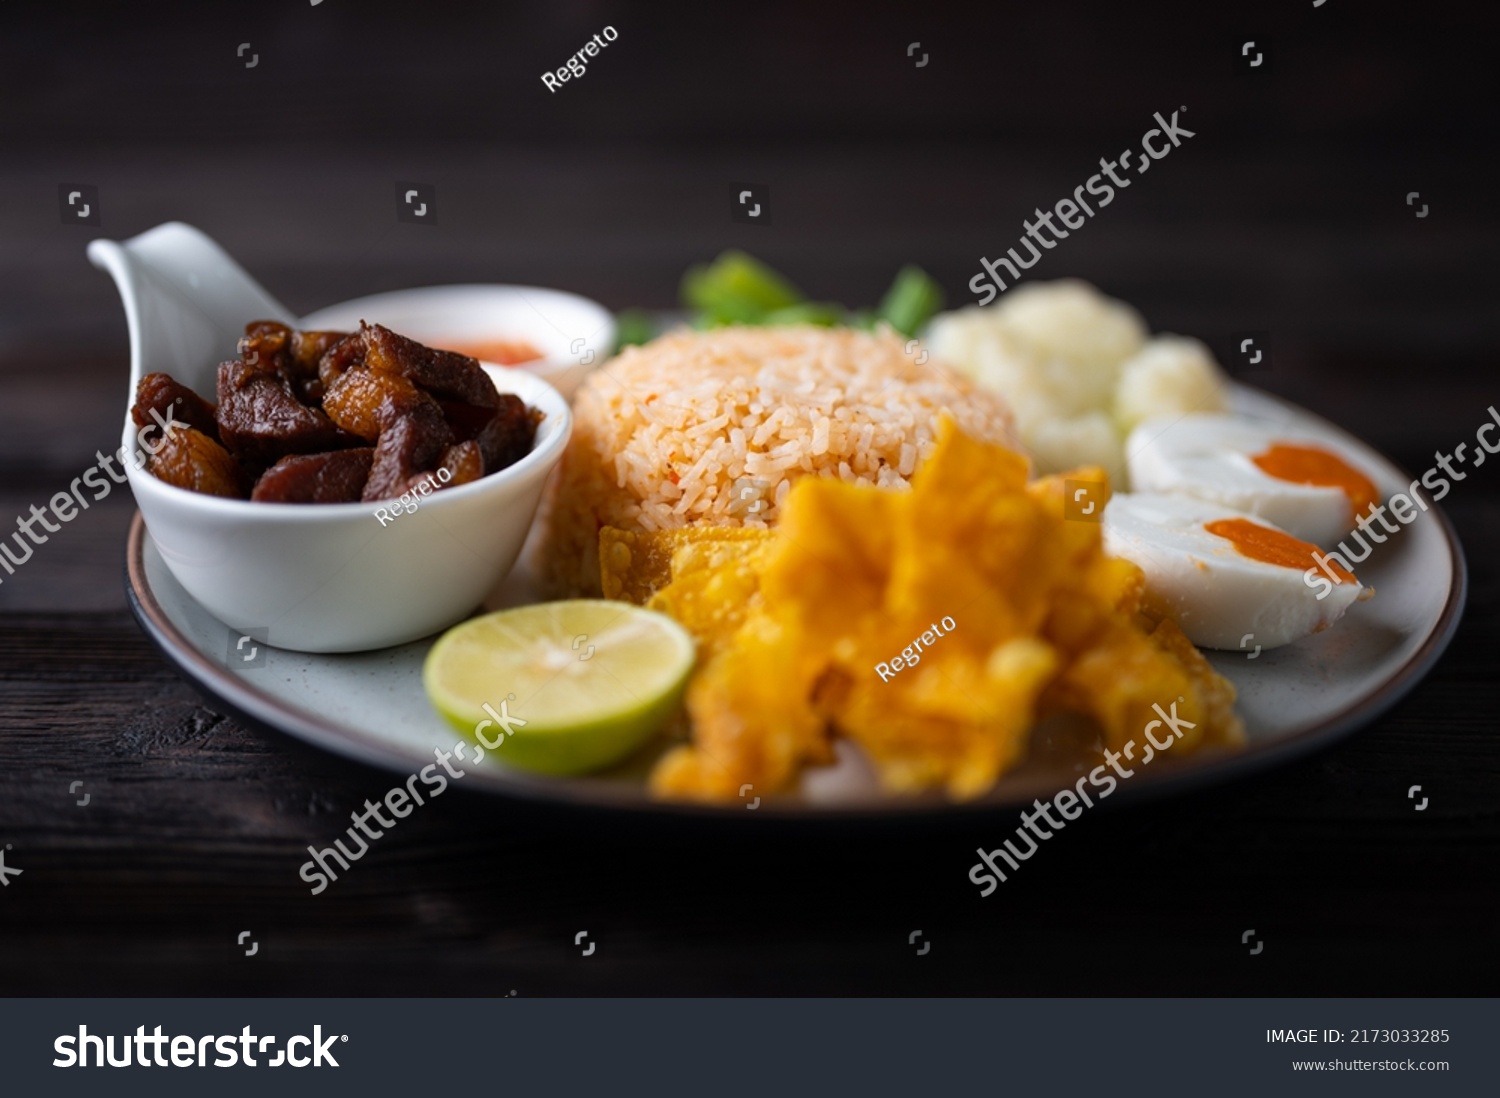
[{"xmin": 89, "ymin": 222, "xmax": 572, "ymax": 653}]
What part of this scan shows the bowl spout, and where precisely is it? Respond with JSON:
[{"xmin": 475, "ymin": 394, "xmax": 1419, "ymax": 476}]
[{"xmin": 87, "ymin": 222, "xmax": 295, "ymax": 404}]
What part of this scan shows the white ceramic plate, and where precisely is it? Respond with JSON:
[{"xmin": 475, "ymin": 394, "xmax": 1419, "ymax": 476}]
[{"xmin": 124, "ymin": 383, "xmax": 1466, "ymax": 817}]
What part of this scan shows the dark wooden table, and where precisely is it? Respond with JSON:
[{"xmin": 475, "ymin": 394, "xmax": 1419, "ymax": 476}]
[{"xmin": 1, "ymin": 1, "xmax": 1497, "ymax": 996}]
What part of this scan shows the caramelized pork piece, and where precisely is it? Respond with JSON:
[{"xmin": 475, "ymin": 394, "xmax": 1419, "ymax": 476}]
[
  {"xmin": 140, "ymin": 321, "xmax": 537, "ymax": 503},
  {"xmin": 285, "ymin": 330, "xmax": 347, "ymax": 405},
  {"xmin": 436, "ymin": 440, "xmax": 484, "ymax": 487},
  {"xmin": 146, "ymin": 427, "xmax": 245, "ymax": 498},
  {"xmin": 250, "ymin": 448, "xmax": 374, "ymax": 503},
  {"xmin": 438, "ymin": 399, "xmax": 498, "ymax": 442},
  {"xmin": 361, "ymin": 406, "xmax": 453, "ymax": 502},
  {"xmin": 362, "ymin": 322, "xmax": 499, "ymax": 408},
  {"xmin": 323, "ymin": 369, "xmax": 441, "ymax": 442},
  {"xmin": 239, "ymin": 320, "xmax": 292, "ymax": 375},
  {"xmin": 317, "ymin": 330, "xmax": 368, "ymax": 391},
  {"xmin": 242, "ymin": 321, "xmax": 343, "ymax": 406},
  {"xmin": 216, "ymin": 359, "xmax": 362, "ymax": 464},
  {"xmin": 289, "ymin": 330, "xmax": 347, "ymax": 376},
  {"xmin": 474, "ymin": 393, "xmax": 539, "ymax": 474},
  {"xmin": 297, "ymin": 378, "xmax": 327, "ymax": 406},
  {"xmin": 131, "ymin": 372, "xmax": 220, "ymax": 440}
]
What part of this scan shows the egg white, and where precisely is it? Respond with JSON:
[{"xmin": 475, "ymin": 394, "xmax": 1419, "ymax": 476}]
[
  {"xmin": 1103, "ymin": 493, "xmax": 1367, "ymax": 651},
  {"xmin": 1126, "ymin": 413, "xmax": 1378, "ymax": 547}
]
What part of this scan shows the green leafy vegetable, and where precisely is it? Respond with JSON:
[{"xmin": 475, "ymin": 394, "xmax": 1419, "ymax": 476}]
[
  {"xmin": 681, "ymin": 251, "xmax": 805, "ymax": 325},
  {"xmin": 761, "ymin": 302, "xmax": 846, "ymax": 327},
  {"xmin": 616, "ymin": 252, "xmax": 948, "ymax": 345},
  {"xmin": 613, "ymin": 307, "xmax": 658, "ymax": 349},
  {"xmin": 877, "ymin": 265, "xmax": 946, "ymax": 338}
]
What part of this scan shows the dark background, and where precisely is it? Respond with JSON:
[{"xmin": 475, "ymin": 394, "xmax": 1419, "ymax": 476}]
[{"xmin": 0, "ymin": 0, "xmax": 1496, "ymax": 994}]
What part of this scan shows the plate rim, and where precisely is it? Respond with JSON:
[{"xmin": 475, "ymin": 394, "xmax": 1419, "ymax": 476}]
[{"xmin": 123, "ymin": 393, "xmax": 1470, "ymax": 821}]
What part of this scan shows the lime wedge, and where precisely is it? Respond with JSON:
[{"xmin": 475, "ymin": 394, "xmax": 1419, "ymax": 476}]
[{"xmin": 423, "ymin": 600, "xmax": 696, "ymax": 776}]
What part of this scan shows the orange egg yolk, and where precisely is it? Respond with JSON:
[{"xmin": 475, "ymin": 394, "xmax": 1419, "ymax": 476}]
[
  {"xmin": 1251, "ymin": 443, "xmax": 1378, "ymax": 519},
  {"xmin": 1203, "ymin": 517, "xmax": 1357, "ymax": 584}
]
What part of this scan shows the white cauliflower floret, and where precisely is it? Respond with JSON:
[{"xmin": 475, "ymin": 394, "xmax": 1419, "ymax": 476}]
[
  {"xmin": 925, "ymin": 307, "xmax": 990, "ymax": 382},
  {"xmin": 928, "ymin": 280, "xmax": 1147, "ymax": 423},
  {"xmin": 1028, "ymin": 411, "xmax": 1127, "ymax": 488},
  {"xmin": 930, "ymin": 322, "xmax": 1048, "ymax": 428},
  {"xmin": 994, "ymin": 279, "xmax": 1148, "ymax": 378},
  {"xmin": 926, "ymin": 281, "xmax": 1224, "ymax": 490},
  {"xmin": 1114, "ymin": 335, "xmax": 1230, "ymax": 433}
]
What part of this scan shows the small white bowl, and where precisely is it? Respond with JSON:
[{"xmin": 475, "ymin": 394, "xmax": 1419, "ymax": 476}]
[
  {"xmin": 89, "ymin": 222, "xmax": 575, "ymax": 653},
  {"xmin": 299, "ymin": 284, "xmax": 613, "ymax": 401}
]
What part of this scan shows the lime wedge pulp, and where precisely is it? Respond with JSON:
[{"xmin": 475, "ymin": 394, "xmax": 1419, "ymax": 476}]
[{"xmin": 423, "ymin": 600, "xmax": 696, "ymax": 776}]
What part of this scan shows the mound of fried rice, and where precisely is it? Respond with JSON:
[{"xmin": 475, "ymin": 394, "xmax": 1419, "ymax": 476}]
[{"xmin": 535, "ymin": 325, "xmax": 1020, "ymax": 596}]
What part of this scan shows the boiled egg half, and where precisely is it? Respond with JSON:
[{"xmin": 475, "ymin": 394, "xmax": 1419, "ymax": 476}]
[
  {"xmin": 1126, "ymin": 414, "xmax": 1380, "ymax": 547},
  {"xmin": 1103, "ymin": 493, "xmax": 1371, "ymax": 650}
]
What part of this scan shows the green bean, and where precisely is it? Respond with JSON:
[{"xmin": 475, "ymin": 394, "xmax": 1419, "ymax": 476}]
[
  {"xmin": 681, "ymin": 251, "xmax": 804, "ymax": 324},
  {"xmin": 878, "ymin": 265, "xmax": 945, "ymax": 337},
  {"xmin": 762, "ymin": 302, "xmax": 846, "ymax": 327}
]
